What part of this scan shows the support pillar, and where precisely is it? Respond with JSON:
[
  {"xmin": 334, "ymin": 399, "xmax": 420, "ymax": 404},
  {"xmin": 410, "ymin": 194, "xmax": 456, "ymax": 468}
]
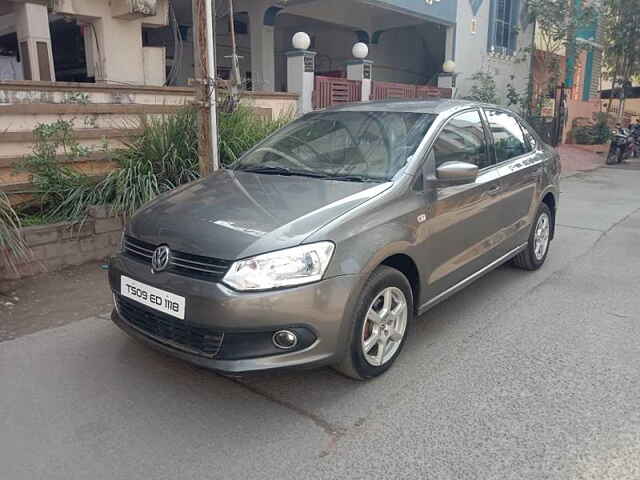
[
  {"xmin": 445, "ymin": 25, "xmax": 455, "ymax": 61},
  {"xmin": 438, "ymin": 60, "xmax": 457, "ymax": 97},
  {"xmin": 83, "ymin": 17, "xmax": 145, "ymax": 84},
  {"xmin": 286, "ymin": 33, "xmax": 315, "ymax": 115},
  {"xmin": 286, "ymin": 51, "xmax": 315, "ymax": 114},
  {"xmin": 347, "ymin": 60, "xmax": 373, "ymax": 102},
  {"xmin": 347, "ymin": 42, "xmax": 372, "ymax": 102},
  {"xmin": 248, "ymin": 3, "xmax": 278, "ymax": 91},
  {"xmin": 15, "ymin": 2, "xmax": 55, "ymax": 81}
]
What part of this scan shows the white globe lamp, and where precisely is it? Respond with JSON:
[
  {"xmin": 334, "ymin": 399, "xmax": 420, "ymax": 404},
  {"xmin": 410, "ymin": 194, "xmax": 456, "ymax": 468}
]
[
  {"xmin": 292, "ymin": 32, "xmax": 311, "ymax": 50},
  {"xmin": 442, "ymin": 60, "xmax": 456, "ymax": 73},
  {"xmin": 352, "ymin": 42, "xmax": 369, "ymax": 60}
]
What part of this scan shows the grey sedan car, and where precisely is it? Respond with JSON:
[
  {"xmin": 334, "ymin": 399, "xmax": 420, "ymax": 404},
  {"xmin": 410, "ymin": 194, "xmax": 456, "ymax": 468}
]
[{"xmin": 109, "ymin": 100, "xmax": 560, "ymax": 380}]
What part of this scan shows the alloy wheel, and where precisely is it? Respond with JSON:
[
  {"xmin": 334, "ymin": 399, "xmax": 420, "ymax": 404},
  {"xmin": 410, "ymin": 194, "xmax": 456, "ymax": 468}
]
[
  {"xmin": 533, "ymin": 212, "xmax": 550, "ymax": 261},
  {"xmin": 361, "ymin": 287, "xmax": 408, "ymax": 367}
]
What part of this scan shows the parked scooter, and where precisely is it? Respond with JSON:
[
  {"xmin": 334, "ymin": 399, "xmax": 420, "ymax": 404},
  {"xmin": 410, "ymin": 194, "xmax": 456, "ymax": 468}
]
[
  {"xmin": 630, "ymin": 127, "xmax": 640, "ymax": 158},
  {"xmin": 607, "ymin": 127, "xmax": 631, "ymax": 165}
]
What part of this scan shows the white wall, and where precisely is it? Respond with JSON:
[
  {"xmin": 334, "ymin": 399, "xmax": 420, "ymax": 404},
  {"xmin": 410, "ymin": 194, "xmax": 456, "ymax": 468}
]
[{"xmin": 454, "ymin": 0, "xmax": 533, "ymax": 105}]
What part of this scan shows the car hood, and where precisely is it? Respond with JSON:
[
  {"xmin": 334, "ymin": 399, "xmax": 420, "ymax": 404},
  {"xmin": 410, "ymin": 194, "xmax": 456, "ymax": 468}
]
[{"xmin": 127, "ymin": 170, "xmax": 391, "ymax": 260}]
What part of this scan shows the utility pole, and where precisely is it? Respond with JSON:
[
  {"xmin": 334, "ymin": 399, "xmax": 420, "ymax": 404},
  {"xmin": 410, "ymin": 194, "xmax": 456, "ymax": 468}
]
[
  {"xmin": 526, "ymin": 18, "xmax": 537, "ymax": 118},
  {"xmin": 192, "ymin": 0, "xmax": 220, "ymax": 175},
  {"xmin": 227, "ymin": 0, "xmax": 242, "ymax": 110}
]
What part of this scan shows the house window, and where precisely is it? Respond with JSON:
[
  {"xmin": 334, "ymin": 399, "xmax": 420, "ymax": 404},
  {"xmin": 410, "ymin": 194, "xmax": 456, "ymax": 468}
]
[{"xmin": 490, "ymin": 0, "xmax": 518, "ymax": 54}]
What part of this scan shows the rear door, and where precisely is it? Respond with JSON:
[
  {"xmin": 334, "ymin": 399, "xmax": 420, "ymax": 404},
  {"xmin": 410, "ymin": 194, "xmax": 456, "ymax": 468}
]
[
  {"xmin": 484, "ymin": 109, "xmax": 543, "ymax": 255},
  {"xmin": 421, "ymin": 109, "xmax": 505, "ymax": 300}
]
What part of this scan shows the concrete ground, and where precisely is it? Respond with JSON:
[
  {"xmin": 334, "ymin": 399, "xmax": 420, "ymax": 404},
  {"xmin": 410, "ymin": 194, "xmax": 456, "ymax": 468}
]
[
  {"xmin": 2, "ymin": 163, "xmax": 640, "ymax": 479},
  {"xmin": 556, "ymin": 144, "xmax": 605, "ymax": 176}
]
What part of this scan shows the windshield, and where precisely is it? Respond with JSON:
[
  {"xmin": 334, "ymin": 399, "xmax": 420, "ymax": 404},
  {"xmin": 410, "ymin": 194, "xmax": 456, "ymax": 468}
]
[{"xmin": 232, "ymin": 110, "xmax": 437, "ymax": 182}]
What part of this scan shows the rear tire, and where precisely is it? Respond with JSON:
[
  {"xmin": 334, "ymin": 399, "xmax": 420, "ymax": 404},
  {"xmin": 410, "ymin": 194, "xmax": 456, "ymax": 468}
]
[
  {"xmin": 334, "ymin": 266, "xmax": 413, "ymax": 380},
  {"xmin": 513, "ymin": 203, "xmax": 553, "ymax": 271}
]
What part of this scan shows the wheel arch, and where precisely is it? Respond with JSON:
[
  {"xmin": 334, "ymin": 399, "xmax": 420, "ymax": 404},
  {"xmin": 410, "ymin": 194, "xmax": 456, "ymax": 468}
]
[
  {"xmin": 379, "ymin": 253, "xmax": 421, "ymax": 314},
  {"xmin": 541, "ymin": 190, "xmax": 557, "ymax": 240}
]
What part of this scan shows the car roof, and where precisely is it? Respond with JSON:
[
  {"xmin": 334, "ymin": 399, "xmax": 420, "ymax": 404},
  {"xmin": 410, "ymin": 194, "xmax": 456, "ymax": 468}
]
[{"xmin": 320, "ymin": 99, "xmax": 501, "ymax": 116}]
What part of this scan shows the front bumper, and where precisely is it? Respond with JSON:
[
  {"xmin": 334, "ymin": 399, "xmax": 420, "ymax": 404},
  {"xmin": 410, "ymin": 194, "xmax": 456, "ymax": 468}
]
[{"xmin": 109, "ymin": 254, "xmax": 362, "ymax": 373}]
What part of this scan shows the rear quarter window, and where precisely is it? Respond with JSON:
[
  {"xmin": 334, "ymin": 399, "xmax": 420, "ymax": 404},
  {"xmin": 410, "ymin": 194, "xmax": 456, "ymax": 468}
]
[{"xmin": 485, "ymin": 109, "xmax": 530, "ymax": 163}]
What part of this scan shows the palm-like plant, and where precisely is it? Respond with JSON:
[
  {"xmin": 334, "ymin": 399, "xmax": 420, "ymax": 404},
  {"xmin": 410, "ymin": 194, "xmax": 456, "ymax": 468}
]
[{"xmin": 0, "ymin": 191, "xmax": 30, "ymax": 273}]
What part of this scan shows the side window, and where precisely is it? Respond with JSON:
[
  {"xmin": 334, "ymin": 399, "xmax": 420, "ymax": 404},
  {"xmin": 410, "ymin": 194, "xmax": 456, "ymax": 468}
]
[
  {"xmin": 519, "ymin": 120, "xmax": 538, "ymax": 151},
  {"xmin": 485, "ymin": 109, "xmax": 529, "ymax": 163},
  {"xmin": 432, "ymin": 110, "xmax": 491, "ymax": 170}
]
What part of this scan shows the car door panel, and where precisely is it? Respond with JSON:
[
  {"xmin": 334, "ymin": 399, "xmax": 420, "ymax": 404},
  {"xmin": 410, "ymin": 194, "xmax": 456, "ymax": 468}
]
[
  {"xmin": 419, "ymin": 109, "xmax": 506, "ymax": 301},
  {"xmin": 423, "ymin": 166, "xmax": 504, "ymax": 299}
]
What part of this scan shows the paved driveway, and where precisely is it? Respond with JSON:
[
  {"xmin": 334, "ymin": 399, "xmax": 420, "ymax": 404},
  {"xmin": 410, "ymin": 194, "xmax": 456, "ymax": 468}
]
[{"xmin": 2, "ymin": 166, "xmax": 640, "ymax": 480}]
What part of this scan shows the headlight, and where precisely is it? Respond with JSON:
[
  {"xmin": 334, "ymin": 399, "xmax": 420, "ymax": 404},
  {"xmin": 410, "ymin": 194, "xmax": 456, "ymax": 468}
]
[{"xmin": 223, "ymin": 242, "xmax": 335, "ymax": 291}]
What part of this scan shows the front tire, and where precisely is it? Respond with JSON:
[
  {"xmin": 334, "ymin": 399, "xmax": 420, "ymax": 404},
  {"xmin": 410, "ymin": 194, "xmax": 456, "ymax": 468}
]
[
  {"xmin": 513, "ymin": 203, "xmax": 553, "ymax": 271},
  {"xmin": 334, "ymin": 266, "xmax": 413, "ymax": 380}
]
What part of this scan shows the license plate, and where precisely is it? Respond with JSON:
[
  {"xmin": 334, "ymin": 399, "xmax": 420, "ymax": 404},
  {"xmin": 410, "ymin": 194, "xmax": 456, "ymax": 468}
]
[{"xmin": 120, "ymin": 276, "xmax": 185, "ymax": 320}]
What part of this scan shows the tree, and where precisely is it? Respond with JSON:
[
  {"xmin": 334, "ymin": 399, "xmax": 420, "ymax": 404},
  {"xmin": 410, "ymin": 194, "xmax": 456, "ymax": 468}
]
[
  {"xmin": 601, "ymin": 0, "xmax": 640, "ymax": 117},
  {"xmin": 524, "ymin": 0, "xmax": 598, "ymax": 114}
]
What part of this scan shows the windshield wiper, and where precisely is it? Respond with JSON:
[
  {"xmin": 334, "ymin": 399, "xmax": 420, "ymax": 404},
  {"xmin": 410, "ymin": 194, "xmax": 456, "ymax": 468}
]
[
  {"xmin": 235, "ymin": 166, "xmax": 379, "ymax": 182},
  {"xmin": 235, "ymin": 165, "xmax": 294, "ymax": 175},
  {"xmin": 235, "ymin": 165, "xmax": 328, "ymax": 179},
  {"xmin": 324, "ymin": 174, "xmax": 377, "ymax": 183}
]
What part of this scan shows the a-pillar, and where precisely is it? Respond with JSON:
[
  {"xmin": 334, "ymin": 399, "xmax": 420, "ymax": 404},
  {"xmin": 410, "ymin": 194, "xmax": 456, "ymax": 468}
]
[
  {"xmin": 248, "ymin": 3, "xmax": 280, "ymax": 92},
  {"xmin": 15, "ymin": 2, "xmax": 55, "ymax": 81},
  {"xmin": 347, "ymin": 60, "xmax": 373, "ymax": 102},
  {"xmin": 286, "ymin": 46, "xmax": 315, "ymax": 114}
]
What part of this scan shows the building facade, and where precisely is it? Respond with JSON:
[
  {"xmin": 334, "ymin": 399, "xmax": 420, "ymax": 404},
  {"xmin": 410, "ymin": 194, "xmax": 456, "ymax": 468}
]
[{"xmin": 0, "ymin": 0, "xmax": 535, "ymax": 104}]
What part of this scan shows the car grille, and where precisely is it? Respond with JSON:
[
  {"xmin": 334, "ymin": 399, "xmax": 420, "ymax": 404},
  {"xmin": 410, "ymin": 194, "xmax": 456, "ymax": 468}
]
[
  {"xmin": 123, "ymin": 235, "xmax": 233, "ymax": 282},
  {"xmin": 115, "ymin": 294, "xmax": 224, "ymax": 358}
]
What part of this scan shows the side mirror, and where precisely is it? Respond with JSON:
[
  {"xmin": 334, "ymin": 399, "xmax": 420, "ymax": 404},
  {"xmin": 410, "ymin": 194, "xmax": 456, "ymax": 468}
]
[{"xmin": 436, "ymin": 161, "xmax": 479, "ymax": 185}]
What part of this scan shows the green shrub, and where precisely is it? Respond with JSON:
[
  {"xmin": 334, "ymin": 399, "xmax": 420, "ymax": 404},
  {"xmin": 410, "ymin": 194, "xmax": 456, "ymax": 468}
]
[
  {"xmin": 591, "ymin": 113, "xmax": 612, "ymax": 144},
  {"xmin": 104, "ymin": 108, "xmax": 200, "ymax": 217},
  {"xmin": 16, "ymin": 120, "xmax": 107, "ymax": 223},
  {"xmin": 218, "ymin": 107, "xmax": 290, "ymax": 165},
  {"xmin": 571, "ymin": 114, "xmax": 612, "ymax": 145},
  {"xmin": 463, "ymin": 72, "xmax": 498, "ymax": 104},
  {"xmin": 0, "ymin": 191, "xmax": 31, "ymax": 272},
  {"xmin": 572, "ymin": 125, "xmax": 595, "ymax": 144}
]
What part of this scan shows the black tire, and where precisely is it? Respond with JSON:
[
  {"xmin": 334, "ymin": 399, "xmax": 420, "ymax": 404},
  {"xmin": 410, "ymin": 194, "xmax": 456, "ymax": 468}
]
[
  {"xmin": 334, "ymin": 266, "xmax": 414, "ymax": 380},
  {"xmin": 513, "ymin": 203, "xmax": 553, "ymax": 271},
  {"xmin": 606, "ymin": 149, "xmax": 618, "ymax": 165}
]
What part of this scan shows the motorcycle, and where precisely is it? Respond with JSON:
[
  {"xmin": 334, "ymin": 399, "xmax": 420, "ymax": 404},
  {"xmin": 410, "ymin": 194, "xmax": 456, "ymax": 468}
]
[
  {"xmin": 630, "ymin": 129, "xmax": 640, "ymax": 158},
  {"xmin": 607, "ymin": 128, "xmax": 631, "ymax": 165}
]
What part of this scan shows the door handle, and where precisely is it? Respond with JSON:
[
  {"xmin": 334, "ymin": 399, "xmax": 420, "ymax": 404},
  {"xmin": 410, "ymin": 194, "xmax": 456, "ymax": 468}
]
[{"xmin": 486, "ymin": 185, "xmax": 502, "ymax": 196}]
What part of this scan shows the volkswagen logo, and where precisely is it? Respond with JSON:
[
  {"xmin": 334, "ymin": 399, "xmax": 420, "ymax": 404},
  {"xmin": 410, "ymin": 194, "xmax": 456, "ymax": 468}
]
[{"xmin": 151, "ymin": 245, "xmax": 171, "ymax": 273}]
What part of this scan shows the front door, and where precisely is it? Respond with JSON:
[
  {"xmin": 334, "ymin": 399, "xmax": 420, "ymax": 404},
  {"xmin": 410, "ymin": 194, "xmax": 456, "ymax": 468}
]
[{"xmin": 420, "ymin": 109, "xmax": 505, "ymax": 301}]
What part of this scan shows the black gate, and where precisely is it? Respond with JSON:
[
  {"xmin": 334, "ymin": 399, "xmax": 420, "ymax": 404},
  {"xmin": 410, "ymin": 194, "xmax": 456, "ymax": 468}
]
[{"xmin": 527, "ymin": 85, "xmax": 567, "ymax": 147}]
